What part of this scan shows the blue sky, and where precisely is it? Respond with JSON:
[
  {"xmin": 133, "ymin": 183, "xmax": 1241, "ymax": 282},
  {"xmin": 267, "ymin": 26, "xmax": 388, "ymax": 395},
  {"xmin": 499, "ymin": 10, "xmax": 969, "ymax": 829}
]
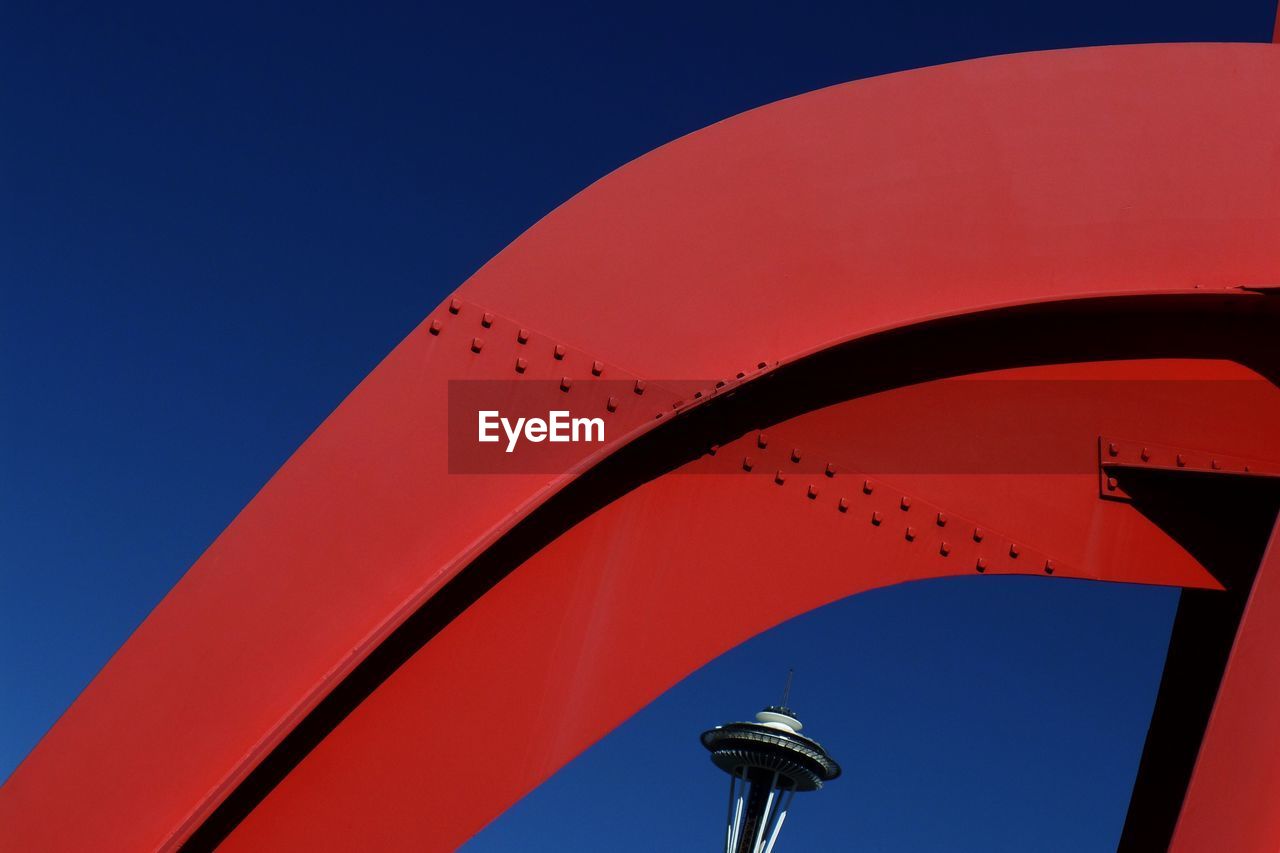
[{"xmin": 1, "ymin": 0, "xmax": 1275, "ymax": 847}]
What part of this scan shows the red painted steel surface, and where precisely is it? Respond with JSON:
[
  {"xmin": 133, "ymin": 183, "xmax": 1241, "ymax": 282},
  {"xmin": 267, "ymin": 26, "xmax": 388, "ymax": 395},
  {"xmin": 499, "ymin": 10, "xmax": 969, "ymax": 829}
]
[
  {"xmin": 1171, "ymin": 514, "xmax": 1280, "ymax": 850},
  {"xmin": 2, "ymin": 43, "xmax": 1280, "ymax": 852},
  {"xmin": 220, "ymin": 359, "xmax": 1280, "ymax": 852}
]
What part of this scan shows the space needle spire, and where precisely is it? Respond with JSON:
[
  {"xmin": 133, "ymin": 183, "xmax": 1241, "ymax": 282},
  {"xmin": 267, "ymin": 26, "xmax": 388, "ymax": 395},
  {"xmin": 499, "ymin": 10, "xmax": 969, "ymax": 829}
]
[{"xmin": 700, "ymin": 673, "xmax": 841, "ymax": 852}]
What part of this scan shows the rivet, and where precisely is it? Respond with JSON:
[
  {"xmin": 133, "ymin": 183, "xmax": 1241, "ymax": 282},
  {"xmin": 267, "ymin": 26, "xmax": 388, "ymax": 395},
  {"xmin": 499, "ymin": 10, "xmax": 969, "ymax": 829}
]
[
  {"xmin": 715, "ymin": 380, "xmax": 726, "ymax": 389},
  {"xmin": 936, "ymin": 512, "xmax": 947, "ymax": 527},
  {"xmin": 606, "ymin": 396, "xmax": 618, "ymax": 412},
  {"xmin": 560, "ymin": 377, "xmax": 573, "ymax": 392},
  {"xmin": 736, "ymin": 372, "xmax": 746, "ymax": 379},
  {"xmin": 940, "ymin": 541, "xmax": 951, "ymax": 556},
  {"xmin": 470, "ymin": 337, "xmax": 484, "ymax": 353},
  {"xmin": 1211, "ymin": 459, "xmax": 1221, "ymax": 470},
  {"xmin": 905, "ymin": 526, "xmax": 916, "ymax": 541},
  {"xmin": 1009, "ymin": 543, "xmax": 1020, "ymax": 558},
  {"xmin": 973, "ymin": 527, "xmax": 984, "ymax": 542},
  {"xmin": 591, "ymin": 360, "xmax": 604, "ymax": 376},
  {"xmin": 838, "ymin": 497, "xmax": 849, "ymax": 512},
  {"xmin": 634, "ymin": 380, "xmax": 647, "ymax": 395},
  {"xmin": 1108, "ymin": 442, "xmax": 1119, "ymax": 457},
  {"xmin": 517, "ymin": 328, "xmax": 530, "ymax": 344},
  {"xmin": 448, "ymin": 298, "xmax": 462, "ymax": 314},
  {"xmin": 791, "ymin": 448, "xmax": 802, "ymax": 463},
  {"xmin": 693, "ymin": 390, "xmax": 703, "ymax": 399},
  {"xmin": 757, "ymin": 432, "xmax": 768, "ymax": 449},
  {"xmin": 774, "ymin": 470, "xmax": 786, "ymax": 485},
  {"xmin": 825, "ymin": 462, "xmax": 836, "ymax": 478},
  {"xmin": 742, "ymin": 456, "xmax": 753, "ymax": 471},
  {"xmin": 1107, "ymin": 477, "xmax": 1118, "ymax": 490},
  {"xmin": 553, "ymin": 344, "xmax": 566, "ymax": 360},
  {"xmin": 1176, "ymin": 453, "xmax": 1186, "ymax": 467},
  {"xmin": 429, "ymin": 319, "xmax": 443, "ymax": 335},
  {"xmin": 900, "ymin": 496, "xmax": 911, "ymax": 511},
  {"xmin": 515, "ymin": 357, "xmax": 528, "ymax": 373},
  {"xmin": 1140, "ymin": 447, "xmax": 1150, "ymax": 461},
  {"xmin": 1044, "ymin": 560, "xmax": 1055, "ymax": 575},
  {"xmin": 862, "ymin": 480, "xmax": 874, "ymax": 494},
  {"xmin": 976, "ymin": 557, "xmax": 987, "ymax": 573},
  {"xmin": 807, "ymin": 484, "xmax": 819, "ymax": 499},
  {"xmin": 481, "ymin": 312, "xmax": 494, "ymax": 328},
  {"xmin": 871, "ymin": 511, "xmax": 883, "ymax": 525},
  {"xmin": 1245, "ymin": 465, "xmax": 1252, "ymax": 473},
  {"xmin": 708, "ymin": 444, "xmax": 719, "ymax": 456},
  {"xmin": 757, "ymin": 361, "xmax": 767, "ymax": 369}
]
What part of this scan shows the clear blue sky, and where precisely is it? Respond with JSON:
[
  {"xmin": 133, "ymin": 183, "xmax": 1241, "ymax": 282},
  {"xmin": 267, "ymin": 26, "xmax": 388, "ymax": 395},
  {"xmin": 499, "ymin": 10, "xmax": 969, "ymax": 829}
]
[{"xmin": 1, "ymin": 0, "xmax": 1275, "ymax": 847}]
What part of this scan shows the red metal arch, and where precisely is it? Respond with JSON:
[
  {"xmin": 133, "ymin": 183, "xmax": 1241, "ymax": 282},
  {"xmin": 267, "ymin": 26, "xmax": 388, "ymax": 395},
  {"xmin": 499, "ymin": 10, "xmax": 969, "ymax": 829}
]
[{"xmin": 2, "ymin": 43, "xmax": 1279, "ymax": 852}]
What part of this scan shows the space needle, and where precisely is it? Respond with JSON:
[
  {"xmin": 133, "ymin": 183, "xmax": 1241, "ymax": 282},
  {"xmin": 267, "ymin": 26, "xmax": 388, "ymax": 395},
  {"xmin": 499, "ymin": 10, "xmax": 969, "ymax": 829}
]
[{"xmin": 701, "ymin": 674, "xmax": 841, "ymax": 852}]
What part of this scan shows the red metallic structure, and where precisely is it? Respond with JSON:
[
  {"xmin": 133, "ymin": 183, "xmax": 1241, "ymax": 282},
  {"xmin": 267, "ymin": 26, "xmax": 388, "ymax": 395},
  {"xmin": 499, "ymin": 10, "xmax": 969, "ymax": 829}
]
[{"xmin": 3, "ymin": 42, "xmax": 1280, "ymax": 851}]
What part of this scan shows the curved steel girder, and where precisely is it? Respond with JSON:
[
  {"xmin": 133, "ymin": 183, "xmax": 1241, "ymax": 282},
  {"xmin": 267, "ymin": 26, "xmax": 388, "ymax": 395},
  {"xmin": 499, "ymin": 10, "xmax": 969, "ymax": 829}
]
[
  {"xmin": 210, "ymin": 339, "xmax": 1280, "ymax": 851},
  {"xmin": 2, "ymin": 43, "xmax": 1279, "ymax": 852}
]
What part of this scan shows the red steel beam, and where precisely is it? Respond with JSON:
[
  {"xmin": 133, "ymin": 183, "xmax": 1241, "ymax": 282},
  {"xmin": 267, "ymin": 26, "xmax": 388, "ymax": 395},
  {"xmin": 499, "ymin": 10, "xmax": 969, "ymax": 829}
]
[
  {"xmin": 1091, "ymin": 437, "xmax": 1280, "ymax": 848},
  {"xmin": 2, "ymin": 43, "xmax": 1279, "ymax": 852},
  {"xmin": 215, "ymin": 356, "xmax": 1279, "ymax": 852},
  {"xmin": 1171, "ymin": 501, "xmax": 1280, "ymax": 849}
]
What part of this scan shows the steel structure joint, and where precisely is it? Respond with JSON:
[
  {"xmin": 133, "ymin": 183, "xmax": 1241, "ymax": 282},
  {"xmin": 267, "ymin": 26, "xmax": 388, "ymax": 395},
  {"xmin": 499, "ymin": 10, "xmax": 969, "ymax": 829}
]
[{"xmin": 1098, "ymin": 436, "xmax": 1280, "ymax": 501}]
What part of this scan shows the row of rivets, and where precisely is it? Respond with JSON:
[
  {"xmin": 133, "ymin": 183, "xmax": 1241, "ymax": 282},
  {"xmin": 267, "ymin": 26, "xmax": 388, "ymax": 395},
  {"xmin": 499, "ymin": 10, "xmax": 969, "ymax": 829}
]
[
  {"xmin": 756, "ymin": 438, "xmax": 1059, "ymax": 577},
  {"xmin": 432, "ymin": 299, "xmax": 666, "ymax": 421},
  {"xmin": 1103, "ymin": 437, "xmax": 1273, "ymax": 480}
]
